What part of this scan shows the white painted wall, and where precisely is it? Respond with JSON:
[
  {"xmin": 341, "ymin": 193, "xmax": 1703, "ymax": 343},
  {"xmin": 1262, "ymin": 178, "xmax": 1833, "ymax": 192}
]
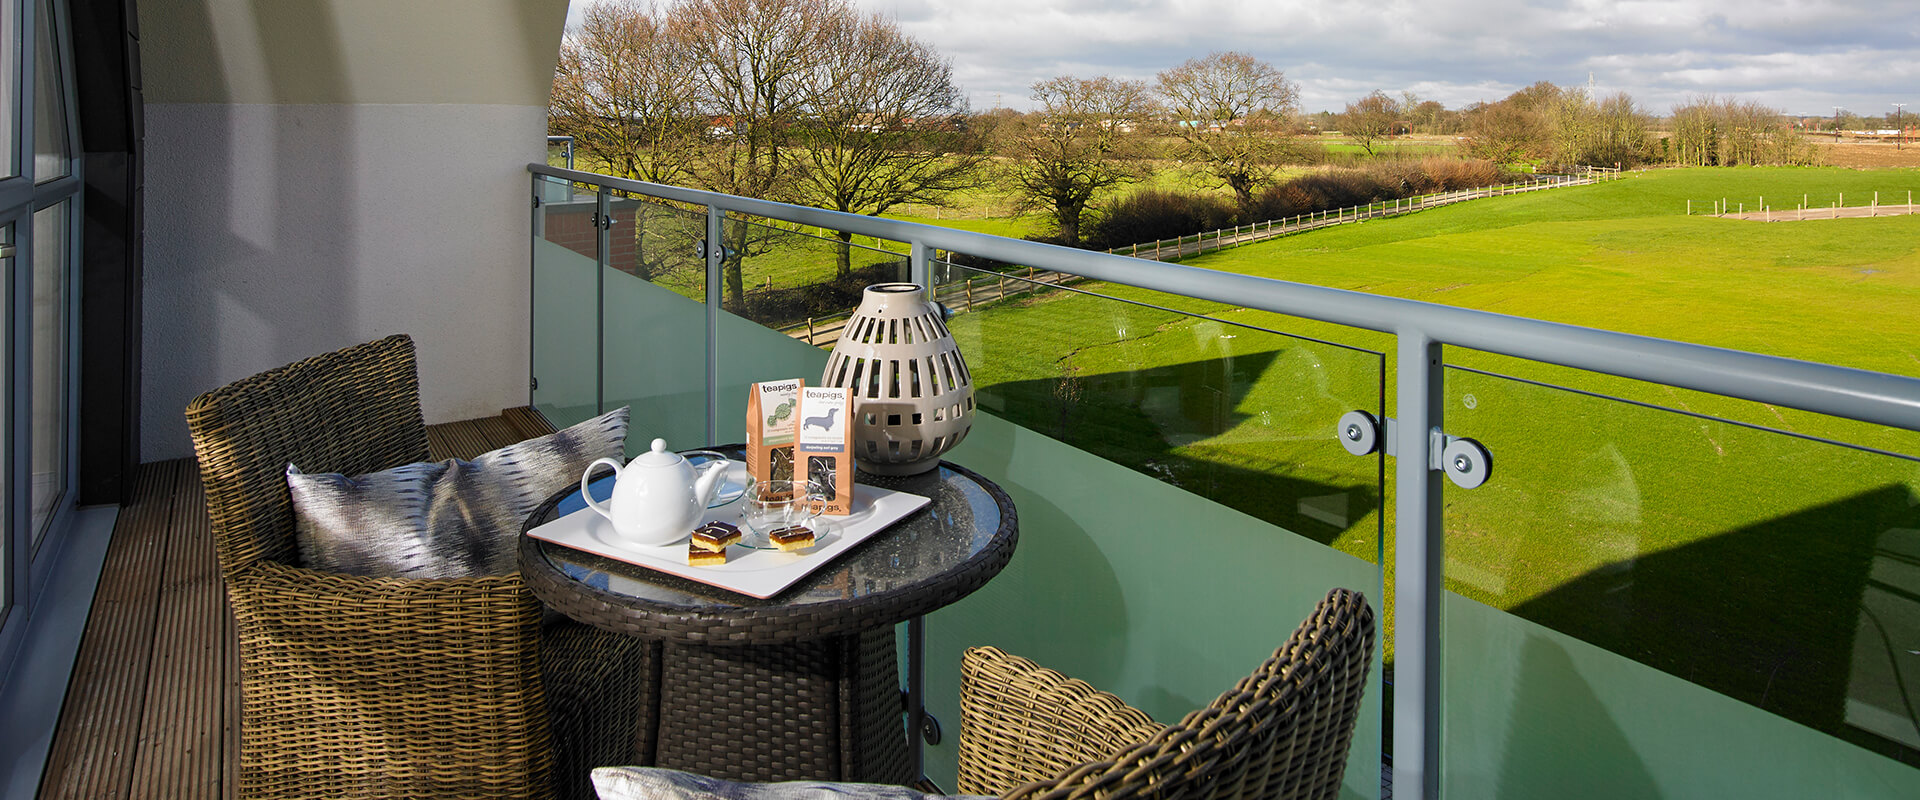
[{"xmin": 141, "ymin": 102, "xmax": 544, "ymax": 460}]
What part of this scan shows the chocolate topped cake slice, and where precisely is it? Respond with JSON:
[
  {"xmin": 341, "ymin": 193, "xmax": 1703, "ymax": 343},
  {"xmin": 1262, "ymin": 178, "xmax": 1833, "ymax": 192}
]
[
  {"xmin": 687, "ymin": 542, "xmax": 727, "ymax": 566},
  {"xmin": 691, "ymin": 521, "xmax": 741, "ymax": 552},
  {"xmin": 768, "ymin": 524, "xmax": 816, "ymax": 552}
]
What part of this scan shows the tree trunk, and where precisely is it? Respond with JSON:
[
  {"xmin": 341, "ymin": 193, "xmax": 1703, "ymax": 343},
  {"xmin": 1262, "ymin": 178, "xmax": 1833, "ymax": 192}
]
[
  {"xmin": 835, "ymin": 230, "xmax": 854, "ymax": 279},
  {"xmin": 632, "ymin": 215, "xmax": 651, "ymax": 281},
  {"xmin": 1056, "ymin": 200, "xmax": 1082, "ymax": 246},
  {"xmin": 1229, "ymin": 176, "xmax": 1256, "ymax": 212},
  {"xmin": 724, "ymin": 217, "xmax": 748, "ymax": 314}
]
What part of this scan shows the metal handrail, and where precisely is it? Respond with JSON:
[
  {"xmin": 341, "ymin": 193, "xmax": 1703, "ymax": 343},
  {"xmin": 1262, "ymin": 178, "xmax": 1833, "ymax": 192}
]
[{"xmin": 531, "ymin": 163, "xmax": 1920, "ymax": 433}]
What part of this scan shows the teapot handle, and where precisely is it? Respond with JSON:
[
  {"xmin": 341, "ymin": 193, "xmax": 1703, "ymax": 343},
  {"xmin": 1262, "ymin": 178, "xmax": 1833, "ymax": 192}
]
[{"xmin": 581, "ymin": 458, "xmax": 624, "ymax": 522}]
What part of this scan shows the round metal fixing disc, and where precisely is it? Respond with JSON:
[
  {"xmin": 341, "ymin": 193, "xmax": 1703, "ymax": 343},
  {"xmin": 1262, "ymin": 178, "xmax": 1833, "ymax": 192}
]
[
  {"xmin": 1442, "ymin": 437, "xmax": 1492, "ymax": 489},
  {"xmin": 1336, "ymin": 410, "xmax": 1380, "ymax": 456}
]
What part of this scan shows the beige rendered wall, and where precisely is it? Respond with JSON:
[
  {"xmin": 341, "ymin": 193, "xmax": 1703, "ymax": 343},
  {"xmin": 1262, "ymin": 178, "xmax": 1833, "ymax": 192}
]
[{"xmin": 138, "ymin": 0, "xmax": 570, "ymax": 460}]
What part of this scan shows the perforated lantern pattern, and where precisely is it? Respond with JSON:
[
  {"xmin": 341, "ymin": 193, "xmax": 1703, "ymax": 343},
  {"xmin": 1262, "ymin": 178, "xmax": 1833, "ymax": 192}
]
[{"xmin": 822, "ymin": 283, "xmax": 974, "ymax": 476}]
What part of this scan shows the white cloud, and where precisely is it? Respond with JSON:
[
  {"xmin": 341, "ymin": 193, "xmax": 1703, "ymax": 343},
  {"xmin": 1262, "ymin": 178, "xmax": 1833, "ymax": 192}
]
[{"xmin": 569, "ymin": 0, "xmax": 1920, "ymax": 116}]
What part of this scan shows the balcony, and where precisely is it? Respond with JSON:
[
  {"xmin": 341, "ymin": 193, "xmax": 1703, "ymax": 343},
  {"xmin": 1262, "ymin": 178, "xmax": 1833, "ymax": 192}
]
[{"xmin": 24, "ymin": 163, "xmax": 1920, "ymax": 800}]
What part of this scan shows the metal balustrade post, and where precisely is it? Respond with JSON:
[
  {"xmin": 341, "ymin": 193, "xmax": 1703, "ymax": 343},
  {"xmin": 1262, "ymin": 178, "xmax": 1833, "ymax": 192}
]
[
  {"xmin": 706, "ymin": 205, "xmax": 724, "ymax": 445},
  {"xmin": 910, "ymin": 240, "xmax": 930, "ymax": 300},
  {"xmin": 1394, "ymin": 330, "xmax": 1445, "ymax": 800},
  {"xmin": 908, "ymin": 616, "xmax": 927, "ymax": 780},
  {"xmin": 529, "ymin": 176, "xmax": 543, "ymax": 408},
  {"xmin": 596, "ymin": 187, "xmax": 611, "ymax": 415}
]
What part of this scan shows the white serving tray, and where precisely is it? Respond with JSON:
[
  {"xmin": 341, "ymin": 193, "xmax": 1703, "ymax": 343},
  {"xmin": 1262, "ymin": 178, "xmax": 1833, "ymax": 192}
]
[{"xmin": 527, "ymin": 461, "xmax": 931, "ymax": 599}]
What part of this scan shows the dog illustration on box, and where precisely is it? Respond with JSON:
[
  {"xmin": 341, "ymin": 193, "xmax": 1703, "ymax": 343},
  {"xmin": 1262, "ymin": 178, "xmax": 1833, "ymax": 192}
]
[{"xmin": 803, "ymin": 407, "xmax": 840, "ymax": 433}]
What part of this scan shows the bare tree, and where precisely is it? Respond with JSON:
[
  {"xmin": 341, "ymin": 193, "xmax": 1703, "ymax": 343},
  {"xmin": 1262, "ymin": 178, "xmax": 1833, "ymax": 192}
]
[
  {"xmin": 1002, "ymin": 76, "xmax": 1156, "ymax": 246},
  {"xmin": 1461, "ymin": 100, "xmax": 1544, "ymax": 164},
  {"xmin": 1400, "ymin": 91, "xmax": 1449, "ymax": 134},
  {"xmin": 1459, "ymin": 81, "xmax": 1566, "ymax": 165},
  {"xmin": 1341, "ymin": 91, "xmax": 1399, "ymax": 155},
  {"xmin": 1544, "ymin": 88, "xmax": 1598, "ymax": 167},
  {"xmin": 788, "ymin": 12, "xmax": 983, "ymax": 276},
  {"xmin": 1404, "ymin": 97, "xmax": 1454, "ymax": 134},
  {"xmin": 674, "ymin": 0, "xmax": 842, "ymax": 200},
  {"xmin": 1156, "ymin": 51, "xmax": 1300, "ymax": 208},
  {"xmin": 1667, "ymin": 95, "xmax": 1818, "ymax": 167},
  {"xmin": 1669, "ymin": 96, "xmax": 1720, "ymax": 166},
  {"xmin": 1592, "ymin": 92, "xmax": 1652, "ymax": 167},
  {"xmin": 673, "ymin": 0, "xmax": 846, "ymax": 308},
  {"xmin": 549, "ymin": 0, "xmax": 704, "ymax": 186},
  {"xmin": 548, "ymin": 0, "xmax": 710, "ymax": 283},
  {"xmin": 1505, "ymin": 80, "xmax": 1566, "ymax": 113}
]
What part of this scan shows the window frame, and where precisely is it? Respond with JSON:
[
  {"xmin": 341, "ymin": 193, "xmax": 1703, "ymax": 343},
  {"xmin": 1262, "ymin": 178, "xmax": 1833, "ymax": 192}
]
[{"xmin": 0, "ymin": 0, "xmax": 85, "ymax": 659}]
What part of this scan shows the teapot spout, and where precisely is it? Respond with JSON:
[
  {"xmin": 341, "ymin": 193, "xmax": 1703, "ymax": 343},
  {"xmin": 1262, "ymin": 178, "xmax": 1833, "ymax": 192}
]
[{"xmin": 692, "ymin": 458, "xmax": 729, "ymax": 506}]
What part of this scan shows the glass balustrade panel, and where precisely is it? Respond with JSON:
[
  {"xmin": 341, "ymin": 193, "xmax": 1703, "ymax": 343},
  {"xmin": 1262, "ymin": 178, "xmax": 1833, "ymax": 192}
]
[
  {"xmin": 532, "ymin": 175, "xmax": 599, "ymax": 427},
  {"xmin": 917, "ymin": 259, "xmax": 1386, "ymax": 795},
  {"xmin": 1441, "ymin": 362, "xmax": 1920, "ymax": 799},
  {"xmin": 932, "ymin": 258, "xmax": 1387, "ymax": 566},
  {"xmin": 602, "ymin": 189, "xmax": 710, "ymax": 455}
]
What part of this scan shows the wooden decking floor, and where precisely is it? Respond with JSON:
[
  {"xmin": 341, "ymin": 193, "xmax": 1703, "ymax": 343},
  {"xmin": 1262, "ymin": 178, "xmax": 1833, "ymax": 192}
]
[{"xmin": 36, "ymin": 408, "xmax": 556, "ymax": 800}]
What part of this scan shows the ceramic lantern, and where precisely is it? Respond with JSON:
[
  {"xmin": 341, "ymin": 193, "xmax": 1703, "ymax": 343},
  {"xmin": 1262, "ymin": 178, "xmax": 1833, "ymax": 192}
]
[{"xmin": 822, "ymin": 283, "xmax": 973, "ymax": 475}]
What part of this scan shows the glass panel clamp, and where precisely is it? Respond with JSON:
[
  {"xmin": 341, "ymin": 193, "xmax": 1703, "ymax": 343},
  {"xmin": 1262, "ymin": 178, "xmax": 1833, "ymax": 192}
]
[{"xmin": 1337, "ymin": 410, "xmax": 1492, "ymax": 489}]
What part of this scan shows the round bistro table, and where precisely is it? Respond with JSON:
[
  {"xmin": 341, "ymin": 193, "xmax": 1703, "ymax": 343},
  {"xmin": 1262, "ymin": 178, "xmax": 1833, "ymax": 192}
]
[{"xmin": 518, "ymin": 446, "xmax": 1017, "ymax": 786}]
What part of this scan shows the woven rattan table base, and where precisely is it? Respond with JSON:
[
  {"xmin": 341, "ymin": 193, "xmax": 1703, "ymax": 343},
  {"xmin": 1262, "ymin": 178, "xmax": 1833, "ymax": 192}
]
[{"xmin": 653, "ymin": 628, "xmax": 910, "ymax": 784}]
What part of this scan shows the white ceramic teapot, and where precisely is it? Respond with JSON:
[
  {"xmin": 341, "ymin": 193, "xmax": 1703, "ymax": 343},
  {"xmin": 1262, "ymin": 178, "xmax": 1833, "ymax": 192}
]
[{"xmin": 581, "ymin": 439, "xmax": 729, "ymax": 546}]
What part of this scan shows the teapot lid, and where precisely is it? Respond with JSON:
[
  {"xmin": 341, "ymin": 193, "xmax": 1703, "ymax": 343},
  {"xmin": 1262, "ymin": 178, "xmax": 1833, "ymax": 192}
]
[{"xmin": 630, "ymin": 438, "xmax": 685, "ymax": 468}]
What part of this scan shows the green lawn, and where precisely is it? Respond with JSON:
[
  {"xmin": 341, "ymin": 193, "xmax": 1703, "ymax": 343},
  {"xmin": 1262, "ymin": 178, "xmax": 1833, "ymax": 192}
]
[
  {"xmin": 1318, "ymin": 141, "xmax": 1456, "ymax": 157},
  {"xmin": 935, "ymin": 166, "xmax": 1920, "ymax": 761}
]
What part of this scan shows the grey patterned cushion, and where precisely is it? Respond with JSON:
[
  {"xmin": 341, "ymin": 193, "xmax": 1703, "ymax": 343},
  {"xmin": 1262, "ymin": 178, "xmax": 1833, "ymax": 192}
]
[
  {"xmin": 591, "ymin": 767, "xmax": 993, "ymax": 800},
  {"xmin": 288, "ymin": 407, "xmax": 629, "ymax": 578}
]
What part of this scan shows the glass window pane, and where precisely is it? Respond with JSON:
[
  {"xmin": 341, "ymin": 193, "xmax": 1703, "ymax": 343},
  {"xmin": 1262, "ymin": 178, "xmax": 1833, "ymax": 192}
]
[
  {"xmin": 31, "ymin": 202, "xmax": 65, "ymax": 545},
  {"xmin": 32, "ymin": 0, "xmax": 67, "ymax": 183},
  {"xmin": 0, "ymin": 0, "xmax": 16, "ymax": 179},
  {"xmin": 0, "ymin": 224, "xmax": 10, "ymax": 611}
]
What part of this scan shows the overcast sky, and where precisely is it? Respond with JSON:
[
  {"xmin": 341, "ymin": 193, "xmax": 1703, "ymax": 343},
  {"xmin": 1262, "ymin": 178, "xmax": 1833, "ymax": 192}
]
[{"xmin": 567, "ymin": 0, "xmax": 1920, "ymax": 118}]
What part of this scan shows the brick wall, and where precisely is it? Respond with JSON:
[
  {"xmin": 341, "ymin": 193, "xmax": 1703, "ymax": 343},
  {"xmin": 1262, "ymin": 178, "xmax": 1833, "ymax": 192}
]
[{"xmin": 540, "ymin": 198, "xmax": 643, "ymax": 277}]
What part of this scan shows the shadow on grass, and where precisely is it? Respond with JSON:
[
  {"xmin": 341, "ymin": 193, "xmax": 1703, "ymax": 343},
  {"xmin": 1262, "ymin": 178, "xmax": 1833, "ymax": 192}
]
[
  {"xmin": 1512, "ymin": 483, "xmax": 1920, "ymax": 766},
  {"xmin": 976, "ymin": 347, "xmax": 1380, "ymax": 549}
]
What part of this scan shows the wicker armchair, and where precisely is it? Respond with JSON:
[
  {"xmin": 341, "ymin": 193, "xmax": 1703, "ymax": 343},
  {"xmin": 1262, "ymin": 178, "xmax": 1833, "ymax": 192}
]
[
  {"xmin": 957, "ymin": 588, "xmax": 1375, "ymax": 800},
  {"xmin": 185, "ymin": 334, "xmax": 644, "ymax": 800}
]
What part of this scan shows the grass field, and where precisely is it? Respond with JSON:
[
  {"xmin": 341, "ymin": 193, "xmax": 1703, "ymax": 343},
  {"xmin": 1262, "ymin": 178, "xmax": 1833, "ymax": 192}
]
[{"xmin": 933, "ymin": 166, "xmax": 1920, "ymax": 761}]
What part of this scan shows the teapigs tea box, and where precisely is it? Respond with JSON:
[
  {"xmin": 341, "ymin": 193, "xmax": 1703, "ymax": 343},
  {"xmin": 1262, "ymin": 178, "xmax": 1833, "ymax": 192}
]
[
  {"xmin": 796, "ymin": 386, "xmax": 854, "ymax": 515},
  {"xmin": 746, "ymin": 379, "xmax": 802, "ymax": 487}
]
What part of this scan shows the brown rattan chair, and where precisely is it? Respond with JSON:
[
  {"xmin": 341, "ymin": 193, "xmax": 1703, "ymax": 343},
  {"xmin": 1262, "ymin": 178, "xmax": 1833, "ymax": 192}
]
[
  {"xmin": 956, "ymin": 588, "xmax": 1375, "ymax": 800},
  {"xmin": 185, "ymin": 334, "xmax": 645, "ymax": 800}
]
